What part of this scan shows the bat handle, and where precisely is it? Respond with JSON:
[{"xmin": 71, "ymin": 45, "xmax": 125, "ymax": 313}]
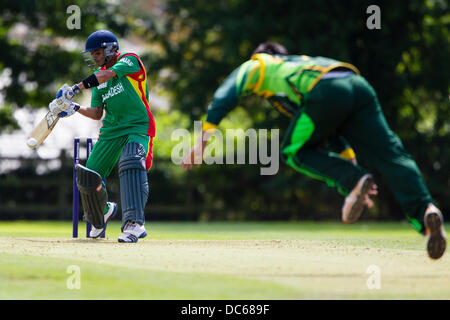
[
  {"xmin": 71, "ymin": 84, "xmax": 82, "ymax": 96},
  {"xmin": 66, "ymin": 91, "xmax": 75, "ymax": 99}
]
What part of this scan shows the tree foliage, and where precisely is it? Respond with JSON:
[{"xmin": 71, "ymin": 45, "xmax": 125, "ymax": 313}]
[{"xmin": 0, "ymin": 0, "xmax": 128, "ymax": 130}]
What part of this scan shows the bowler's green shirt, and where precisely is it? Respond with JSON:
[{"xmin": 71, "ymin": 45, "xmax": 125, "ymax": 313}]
[
  {"xmin": 203, "ymin": 53, "xmax": 359, "ymax": 158},
  {"xmin": 204, "ymin": 53, "xmax": 359, "ymax": 130}
]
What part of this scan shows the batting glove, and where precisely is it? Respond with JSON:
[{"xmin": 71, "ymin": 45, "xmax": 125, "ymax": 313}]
[{"xmin": 49, "ymin": 99, "xmax": 80, "ymax": 118}]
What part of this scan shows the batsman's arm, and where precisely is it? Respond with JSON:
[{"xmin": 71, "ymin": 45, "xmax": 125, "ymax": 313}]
[
  {"xmin": 77, "ymin": 106, "xmax": 104, "ymax": 120},
  {"xmin": 74, "ymin": 84, "xmax": 105, "ymax": 120},
  {"xmin": 74, "ymin": 55, "xmax": 141, "ymax": 92},
  {"xmin": 74, "ymin": 70, "xmax": 117, "ymax": 92},
  {"xmin": 77, "ymin": 80, "xmax": 107, "ymax": 120}
]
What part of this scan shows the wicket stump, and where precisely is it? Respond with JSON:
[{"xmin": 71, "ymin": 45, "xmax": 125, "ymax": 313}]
[{"xmin": 72, "ymin": 137, "xmax": 104, "ymax": 238}]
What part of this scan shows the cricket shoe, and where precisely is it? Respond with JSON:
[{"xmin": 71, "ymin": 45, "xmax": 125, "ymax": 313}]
[
  {"xmin": 424, "ymin": 203, "xmax": 447, "ymax": 260},
  {"xmin": 341, "ymin": 174, "xmax": 375, "ymax": 224},
  {"xmin": 89, "ymin": 202, "xmax": 117, "ymax": 238},
  {"xmin": 118, "ymin": 222, "xmax": 147, "ymax": 243}
]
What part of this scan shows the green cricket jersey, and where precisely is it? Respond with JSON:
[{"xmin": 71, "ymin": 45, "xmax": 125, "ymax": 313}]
[
  {"xmin": 90, "ymin": 52, "xmax": 155, "ymax": 139},
  {"xmin": 203, "ymin": 53, "xmax": 360, "ymax": 131}
]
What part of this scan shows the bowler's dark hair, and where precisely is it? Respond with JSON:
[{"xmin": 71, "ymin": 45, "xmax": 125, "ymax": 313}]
[{"xmin": 252, "ymin": 42, "xmax": 288, "ymax": 56}]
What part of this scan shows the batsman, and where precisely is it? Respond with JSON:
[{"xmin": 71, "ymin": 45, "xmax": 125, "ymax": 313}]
[
  {"xmin": 48, "ymin": 30, "xmax": 155, "ymax": 243},
  {"xmin": 182, "ymin": 42, "xmax": 446, "ymax": 259}
]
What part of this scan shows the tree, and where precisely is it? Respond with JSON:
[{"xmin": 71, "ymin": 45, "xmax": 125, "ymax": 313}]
[{"xmin": 0, "ymin": 0, "xmax": 129, "ymax": 132}]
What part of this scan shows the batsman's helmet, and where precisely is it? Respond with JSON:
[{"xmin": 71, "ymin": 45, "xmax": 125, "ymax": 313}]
[{"xmin": 82, "ymin": 30, "xmax": 119, "ymax": 68}]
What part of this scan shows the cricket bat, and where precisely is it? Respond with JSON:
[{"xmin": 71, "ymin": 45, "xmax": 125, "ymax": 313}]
[
  {"xmin": 26, "ymin": 110, "xmax": 60, "ymax": 149},
  {"xmin": 26, "ymin": 85, "xmax": 78, "ymax": 149}
]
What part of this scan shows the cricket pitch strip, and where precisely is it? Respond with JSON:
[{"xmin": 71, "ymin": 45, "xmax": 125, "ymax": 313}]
[{"xmin": 0, "ymin": 233, "xmax": 449, "ymax": 299}]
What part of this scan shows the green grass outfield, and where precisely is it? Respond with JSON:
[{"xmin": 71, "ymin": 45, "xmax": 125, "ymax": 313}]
[{"xmin": 0, "ymin": 221, "xmax": 448, "ymax": 299}]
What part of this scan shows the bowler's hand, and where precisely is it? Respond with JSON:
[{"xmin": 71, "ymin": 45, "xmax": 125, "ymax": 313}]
[{"xmin": 181, "ymin": 141, "xmax": 207, "ymax": 170}]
